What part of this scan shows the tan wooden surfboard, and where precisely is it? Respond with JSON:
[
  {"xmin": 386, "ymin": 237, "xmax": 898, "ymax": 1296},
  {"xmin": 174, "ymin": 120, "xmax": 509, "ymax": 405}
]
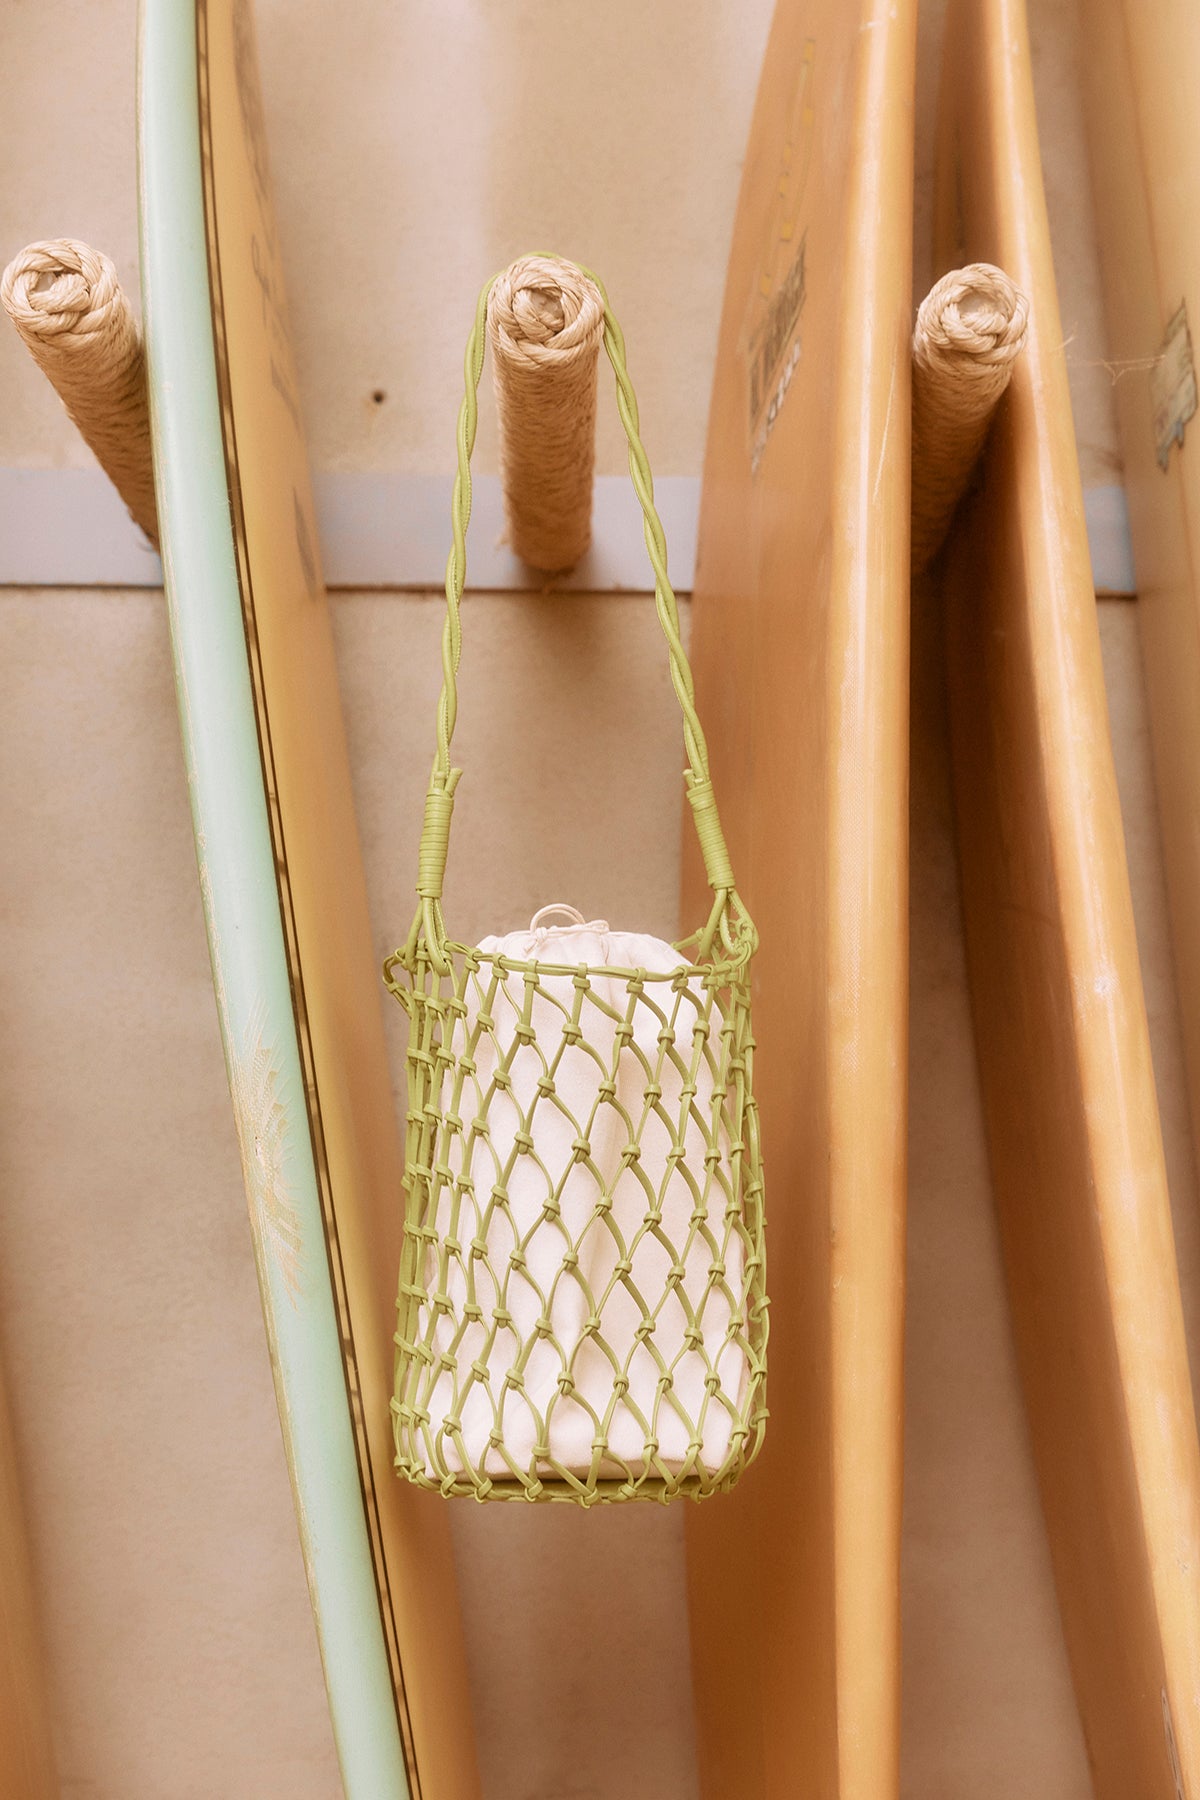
[
  {"xmin": 0, "ymin": 1372, "xmax": 55, "ymax": 1800},
  {"xmin": 1078, "ymin": 0, "xmax": 1200, "ymax": 1219},
  {"xmin": 935, "ymin": 0, "xmax": 1200, "ymax": 1792},
  {"xmin": 682, "ymin": 1, "xmax": 916, "ymax": 1793}
]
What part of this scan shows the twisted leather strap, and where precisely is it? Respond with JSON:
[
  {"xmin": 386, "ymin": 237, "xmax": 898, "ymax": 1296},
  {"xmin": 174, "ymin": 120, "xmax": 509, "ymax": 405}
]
[{"xmin": 408, "ymin": 256, "xmax": 748, "ymax": 972}]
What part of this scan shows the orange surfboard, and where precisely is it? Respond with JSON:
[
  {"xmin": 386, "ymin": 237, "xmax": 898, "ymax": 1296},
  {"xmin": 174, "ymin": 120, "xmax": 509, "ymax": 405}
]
[
  {"xmin": 936, "ymin": 0, "xmax": 1200, "ymax": 1792},
  {"xmin": 683, "ymin": 2, "xmax": 916, "ymax": 1794}
]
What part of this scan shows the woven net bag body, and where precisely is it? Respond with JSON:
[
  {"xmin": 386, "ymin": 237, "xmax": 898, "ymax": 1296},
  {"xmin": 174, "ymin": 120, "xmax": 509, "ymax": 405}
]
[{"xmin": 385, "ymin": 263, "xmax": 768, "ymax": 1504}]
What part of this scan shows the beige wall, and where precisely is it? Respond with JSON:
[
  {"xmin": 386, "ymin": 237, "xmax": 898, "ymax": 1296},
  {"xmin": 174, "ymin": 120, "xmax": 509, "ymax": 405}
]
[{"xmin": 3, "ymin": 2, "xmax": 1198, "ymax": 1797}]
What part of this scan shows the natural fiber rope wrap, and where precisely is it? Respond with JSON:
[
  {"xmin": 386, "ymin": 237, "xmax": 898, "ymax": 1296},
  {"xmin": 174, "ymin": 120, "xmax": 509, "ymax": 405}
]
[
  {"xmin": 910, "ymin": 262, "xmax": 1029, "ymax": 571},
  {"xmin": 2, "ymin": 239, "xmax": 158, "ymax": 546},
  {"xmin": 487, "ymin": 255, "xmax": 604, "ymax": 572}
]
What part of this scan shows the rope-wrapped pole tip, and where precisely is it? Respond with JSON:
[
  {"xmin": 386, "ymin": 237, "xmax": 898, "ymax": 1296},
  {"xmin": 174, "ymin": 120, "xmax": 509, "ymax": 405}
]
[
  {"xmin": 910, "ymin": 262, "xmax": 1029, "ymax": 572},
  {"xmin": 487, "ymin": 255, "xmax": 604, "ymax": 573},
  {"xmin": 2, "ymin": 239, "xmax": 158, "ymax": 547}
]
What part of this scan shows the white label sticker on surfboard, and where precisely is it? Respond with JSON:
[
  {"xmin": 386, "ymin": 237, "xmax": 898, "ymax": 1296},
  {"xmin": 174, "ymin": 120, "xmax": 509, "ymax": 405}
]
[
  {"xmin": 1151, "ymin": 301, "xmax": 1198, "ymax": 471},
  {"xmin": 1164, "ymin": 1687, "xmax": 1188, "ymax": 1800},
  {"xmin": 742, "ymin": 37, "xmax": 815, "ymax": 475}
]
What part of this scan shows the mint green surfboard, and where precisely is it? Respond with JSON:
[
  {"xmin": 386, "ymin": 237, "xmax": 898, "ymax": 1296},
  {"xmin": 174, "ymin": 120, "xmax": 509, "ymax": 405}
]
[{"xmin": 137, "ymin": 2, "xmax": 479, "ymax": 1794}]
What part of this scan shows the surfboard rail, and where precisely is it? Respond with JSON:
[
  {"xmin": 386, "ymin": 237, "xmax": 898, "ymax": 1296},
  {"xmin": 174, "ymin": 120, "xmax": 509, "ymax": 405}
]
[{"xmin": 0, "ymin": 1372, "xmax": 56, "ymax": 1800}]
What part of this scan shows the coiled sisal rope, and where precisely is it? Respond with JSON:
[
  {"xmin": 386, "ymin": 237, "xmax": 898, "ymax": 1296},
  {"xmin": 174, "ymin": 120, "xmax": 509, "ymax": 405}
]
[
  {"xmin": 2, "ymin": 239, "xmax": 158, "ymax": 546},
  {"xmin": 487, "ymin": 255, "xmax": 604, "ymax": 572},
  {"xmin": 910, "ymin": 262, "xmax": 1029, "ymax": 571}
]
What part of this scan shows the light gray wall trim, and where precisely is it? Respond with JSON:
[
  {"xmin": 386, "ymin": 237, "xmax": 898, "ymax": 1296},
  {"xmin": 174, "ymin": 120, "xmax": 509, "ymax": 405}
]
[
  {"xmin": 0, "ymin": 468, "xmax": 1136, "ymax": 597},
  {"xmin": 0, "ymin": 469, "xmax": 701, "ymax": 593},
  {"xmin": 1083, "ymin": 483, "xmax": 1137, "ymax": 597},
  {"xmin": 1, "ymin": 469, "xmax": 165, "ymax": 588}
]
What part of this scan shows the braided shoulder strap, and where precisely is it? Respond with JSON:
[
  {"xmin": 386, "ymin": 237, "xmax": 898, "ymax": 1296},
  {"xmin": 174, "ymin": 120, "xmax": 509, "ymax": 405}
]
[{"xmin": 405, "ymin": 258, "xmax": 751, "ymax": 973}]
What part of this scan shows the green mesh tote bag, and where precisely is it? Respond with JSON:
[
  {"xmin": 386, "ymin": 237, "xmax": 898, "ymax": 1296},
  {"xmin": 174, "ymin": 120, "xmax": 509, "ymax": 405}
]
[{"xmin": 384, "ymin": 265, "xmax": 768, "ymax": 1505}]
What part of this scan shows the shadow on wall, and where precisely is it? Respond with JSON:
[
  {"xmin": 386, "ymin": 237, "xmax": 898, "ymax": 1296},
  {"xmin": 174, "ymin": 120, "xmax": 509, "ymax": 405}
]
[{"xmin": 254, "ymin": 0, "xmax": 773, "ymax": 481}]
